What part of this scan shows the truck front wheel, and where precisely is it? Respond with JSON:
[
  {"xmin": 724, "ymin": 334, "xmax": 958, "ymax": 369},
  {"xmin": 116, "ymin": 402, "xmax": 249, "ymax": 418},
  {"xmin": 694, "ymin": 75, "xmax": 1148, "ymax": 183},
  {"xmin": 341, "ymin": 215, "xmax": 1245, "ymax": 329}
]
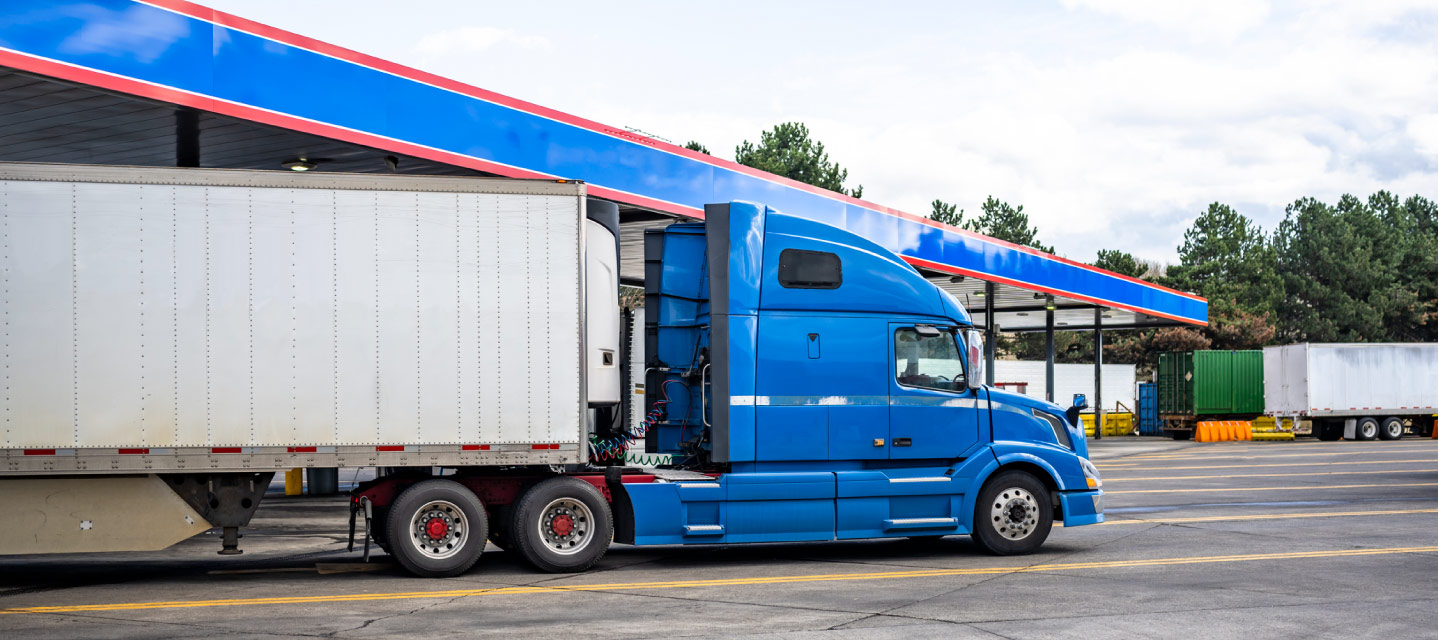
[
  {"xmin": 971, "ymin": 470, "xmax": 1053, "ymax": 556},
  {"xmin": 512, "ymin": 477, "xmax": 613, "ymax": 572},
  {"xmin": 386, "ymin": 479, "xmax": 488, "ymax": 578}
]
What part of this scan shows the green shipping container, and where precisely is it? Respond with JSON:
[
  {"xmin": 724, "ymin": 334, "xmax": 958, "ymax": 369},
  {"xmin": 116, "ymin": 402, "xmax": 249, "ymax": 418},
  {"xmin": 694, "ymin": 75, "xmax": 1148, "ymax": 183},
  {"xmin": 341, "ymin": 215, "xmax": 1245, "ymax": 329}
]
[{"xmin": 1155, "ymin": 350, "xmax": 1264, "ymax": 416}]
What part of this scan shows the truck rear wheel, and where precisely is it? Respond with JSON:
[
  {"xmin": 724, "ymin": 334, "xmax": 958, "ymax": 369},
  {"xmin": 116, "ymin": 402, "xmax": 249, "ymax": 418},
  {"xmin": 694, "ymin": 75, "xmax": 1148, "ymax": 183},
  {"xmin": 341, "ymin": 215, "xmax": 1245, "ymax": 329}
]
[
  {"xmin": 971, "ymin": 470, "xmax": 1053, "ymax": 556},
  {"xmin": 488, "ymin": 504, "xmax": 514, "ymax": 552},
  {"xmin": 512, "ymin": 477, "xmax": 613, "ymax": 573},
  {"xmin": 1356, "ymin": 417, "xmax": 1380, "ymax": 441},
  {"xmin": 386, "ymin": 479, "xmax": 488, "ymax": 578},
  {"xmin": 1379, "ymin": 417, "xmax": 1404, "ymax": 440},
  {"xmin": 371, "ymin": 505, "xmax": 392, "ymax": 554}
]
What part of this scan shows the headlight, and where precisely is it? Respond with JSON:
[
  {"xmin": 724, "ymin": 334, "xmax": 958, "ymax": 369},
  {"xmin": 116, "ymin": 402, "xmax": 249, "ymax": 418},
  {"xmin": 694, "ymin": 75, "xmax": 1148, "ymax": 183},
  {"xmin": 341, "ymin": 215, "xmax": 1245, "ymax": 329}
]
[{"xmin": 1080, "ymin": 457, "xmax": 1102, "ymax": 489}]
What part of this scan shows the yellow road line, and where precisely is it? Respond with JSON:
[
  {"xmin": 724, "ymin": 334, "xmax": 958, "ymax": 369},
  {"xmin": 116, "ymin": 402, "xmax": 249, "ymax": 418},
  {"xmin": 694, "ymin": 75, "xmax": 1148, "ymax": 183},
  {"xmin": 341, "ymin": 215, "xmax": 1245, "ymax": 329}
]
[
  {"xmin": 1104, "ymin": 468, "xmax": 1437, "ymax": 482},
  {"xmin": 1094, "ymin": 507, "xmax": 1438, "ymax": 525},
  {"xmin": 1098, "ymin": 458, "xmax": 1438, "ymax": 472},
  {"xmin": 7, "ymin": 545, "xmax": 1438, "ymax": 615},
  {"xmin": 1105, "ymin": 481, "xmax": 1438, "ymax": 495},
  {"xmin": 1125, "ymin": 448, "xmax": 1438, "ymax": 462}
]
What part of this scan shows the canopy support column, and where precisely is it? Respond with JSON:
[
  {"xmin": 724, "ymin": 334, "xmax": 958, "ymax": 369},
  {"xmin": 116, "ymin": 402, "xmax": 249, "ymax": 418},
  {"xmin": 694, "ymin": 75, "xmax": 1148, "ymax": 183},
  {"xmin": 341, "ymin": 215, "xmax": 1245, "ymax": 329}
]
[
  {"xmin": 1045, "ymin": 308, "xmax": 1055, "ymax": 403},
  {"xmin": 1093, "ymin": 307, "xmax": 1104, "ymax": 441},
  {"xmin": 175, "ymin": 109, "xmax": 199, "ymax": 168},
  {"xmin": 984, "ymin": 282, "xmax": 996, "ymax": 386}
]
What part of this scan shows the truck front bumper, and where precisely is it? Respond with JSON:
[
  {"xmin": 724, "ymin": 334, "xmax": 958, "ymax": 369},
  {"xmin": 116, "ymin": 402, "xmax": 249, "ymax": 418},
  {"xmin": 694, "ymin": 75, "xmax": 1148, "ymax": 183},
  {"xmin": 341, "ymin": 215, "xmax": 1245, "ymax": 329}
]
[{"xmin": 1059, "ymin": 489, "xmax": 1104, "ymax": 527}]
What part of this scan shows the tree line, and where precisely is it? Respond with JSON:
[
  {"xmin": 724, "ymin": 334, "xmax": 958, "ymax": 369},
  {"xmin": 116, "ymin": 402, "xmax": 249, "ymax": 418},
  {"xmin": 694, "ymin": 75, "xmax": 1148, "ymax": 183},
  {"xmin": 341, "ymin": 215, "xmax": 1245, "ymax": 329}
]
[{"xmin": 687, "ymin": 123, "xmax": 1437, "ymax": 372}]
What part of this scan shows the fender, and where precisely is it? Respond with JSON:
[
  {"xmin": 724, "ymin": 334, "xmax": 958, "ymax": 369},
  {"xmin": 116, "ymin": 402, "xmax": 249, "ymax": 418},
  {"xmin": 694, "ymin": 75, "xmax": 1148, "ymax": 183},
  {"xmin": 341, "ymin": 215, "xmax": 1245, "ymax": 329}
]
[
  {"xmin": 951, "ymin": 452, "xmax": 1001, "ymax": 533},
  {"xmin": 987, "ymin": 442, "xmax": 1084, "ymax": 491}
]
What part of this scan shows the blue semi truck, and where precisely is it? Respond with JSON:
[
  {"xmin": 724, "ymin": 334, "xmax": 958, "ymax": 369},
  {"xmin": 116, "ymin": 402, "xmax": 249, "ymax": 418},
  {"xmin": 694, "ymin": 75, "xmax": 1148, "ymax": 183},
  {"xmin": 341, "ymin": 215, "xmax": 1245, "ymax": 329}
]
[
  {"xmin": 360, "ymin": 199, "xmax": 1103, "ymax": 576},
  {"xmin": 355, "ymin": 199, "xmax": 1104, "ymax": 576},
  {"xmin": 0, "ymin": 165, "xmax": 1100, "ymax": 577}
]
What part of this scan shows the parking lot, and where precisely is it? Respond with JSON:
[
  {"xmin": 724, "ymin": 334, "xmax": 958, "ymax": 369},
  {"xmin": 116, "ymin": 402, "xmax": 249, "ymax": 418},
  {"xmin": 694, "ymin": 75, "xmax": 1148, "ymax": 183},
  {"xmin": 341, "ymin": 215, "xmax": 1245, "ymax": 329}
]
[{"xmin": 3, "ymin": 438, "xmax": 1438, "ymax": 639}]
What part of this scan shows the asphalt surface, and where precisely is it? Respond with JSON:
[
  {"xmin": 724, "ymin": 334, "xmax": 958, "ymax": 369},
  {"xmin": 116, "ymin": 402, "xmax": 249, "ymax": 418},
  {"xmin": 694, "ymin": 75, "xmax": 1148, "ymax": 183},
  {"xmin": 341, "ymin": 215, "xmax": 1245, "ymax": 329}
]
[{"xmin": 4, "ymin": 437, "xmax": 1438, "ymax": 639}]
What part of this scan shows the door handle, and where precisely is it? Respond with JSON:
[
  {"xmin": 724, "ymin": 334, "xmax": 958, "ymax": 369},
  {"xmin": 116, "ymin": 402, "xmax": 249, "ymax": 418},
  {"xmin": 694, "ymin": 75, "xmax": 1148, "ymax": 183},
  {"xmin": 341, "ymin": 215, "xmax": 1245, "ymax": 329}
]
[{"xmin": 892, "ymin": 438, "xmax": 912, "ymax": 447}]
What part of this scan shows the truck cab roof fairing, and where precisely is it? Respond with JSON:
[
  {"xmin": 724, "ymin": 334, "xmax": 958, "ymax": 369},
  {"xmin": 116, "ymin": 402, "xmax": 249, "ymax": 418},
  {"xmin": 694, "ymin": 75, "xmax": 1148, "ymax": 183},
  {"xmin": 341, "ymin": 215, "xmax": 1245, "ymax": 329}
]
[{"xmin": 758, "ymin": 210, "xmax": 966, "ymax": 323}]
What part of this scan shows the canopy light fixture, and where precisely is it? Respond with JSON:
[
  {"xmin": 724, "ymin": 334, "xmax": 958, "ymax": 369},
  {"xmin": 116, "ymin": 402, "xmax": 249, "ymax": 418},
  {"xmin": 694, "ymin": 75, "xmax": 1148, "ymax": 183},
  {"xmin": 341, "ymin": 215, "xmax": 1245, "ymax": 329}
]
[
  {"xmin": 949, "ymin": 275, "xmax": 965, "ymax": 283},
  {"xmin": 282, "ymin": 158, "xmax": 316, "ymax": 172},
  {"xmin": 1016, "ymin": 312, "xmax": 1029, "ymax": 317}
]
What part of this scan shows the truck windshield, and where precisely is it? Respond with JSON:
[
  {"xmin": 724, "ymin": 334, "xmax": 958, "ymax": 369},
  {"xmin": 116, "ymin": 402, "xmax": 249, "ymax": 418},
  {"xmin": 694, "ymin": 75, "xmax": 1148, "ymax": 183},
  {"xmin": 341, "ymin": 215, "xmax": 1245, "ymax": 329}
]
[{"xmin": 894, "ymin": 328, "xmax": 966, "ymax": 392}]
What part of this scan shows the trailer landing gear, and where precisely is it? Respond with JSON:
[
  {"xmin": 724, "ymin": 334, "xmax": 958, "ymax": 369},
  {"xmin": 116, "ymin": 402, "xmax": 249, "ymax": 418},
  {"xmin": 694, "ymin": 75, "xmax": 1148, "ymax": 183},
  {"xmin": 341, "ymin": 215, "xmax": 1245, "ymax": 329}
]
[{"xmin": 160, "ymin": 472, "xmax": 273, "ymax": 555}]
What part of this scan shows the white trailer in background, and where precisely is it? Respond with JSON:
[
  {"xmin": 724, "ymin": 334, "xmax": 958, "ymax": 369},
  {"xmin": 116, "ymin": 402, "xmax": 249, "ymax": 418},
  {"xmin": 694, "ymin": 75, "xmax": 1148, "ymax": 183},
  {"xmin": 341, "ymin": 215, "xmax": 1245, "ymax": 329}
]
[{"xmin": 1263, "ymin": 343, "xmax": 1438, "ymax": 441}]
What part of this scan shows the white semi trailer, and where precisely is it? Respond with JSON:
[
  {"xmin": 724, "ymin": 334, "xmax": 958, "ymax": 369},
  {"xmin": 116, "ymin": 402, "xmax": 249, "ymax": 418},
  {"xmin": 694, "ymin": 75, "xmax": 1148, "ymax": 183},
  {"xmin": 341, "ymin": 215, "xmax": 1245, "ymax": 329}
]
[
  {"xmin": 1263, "ymin": 343, "xmax": 1438, "ymax": 441},
  {"xmin": 0, "ymin": 163, "xmax": 618, "ymax": 558}
]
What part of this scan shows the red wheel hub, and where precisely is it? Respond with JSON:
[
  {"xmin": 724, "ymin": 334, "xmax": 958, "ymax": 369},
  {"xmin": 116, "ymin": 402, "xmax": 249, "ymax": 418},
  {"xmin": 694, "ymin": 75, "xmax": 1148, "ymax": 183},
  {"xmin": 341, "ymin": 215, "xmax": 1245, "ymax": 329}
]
[
  {"xmin": 425, "ymin": 517, "xmax": 450, "ymax": 540},
  {"xmin": 551, "ymin": 514, "xmax": 574, "ymax": 537}
]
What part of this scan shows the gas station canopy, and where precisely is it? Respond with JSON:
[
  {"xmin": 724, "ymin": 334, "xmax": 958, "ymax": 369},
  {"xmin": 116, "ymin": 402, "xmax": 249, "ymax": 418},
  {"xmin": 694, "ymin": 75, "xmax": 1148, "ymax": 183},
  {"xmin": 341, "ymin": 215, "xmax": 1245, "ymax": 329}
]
[{"xmin": 0, "ymin": 0, "xmax": 1206, "ymax": 331}]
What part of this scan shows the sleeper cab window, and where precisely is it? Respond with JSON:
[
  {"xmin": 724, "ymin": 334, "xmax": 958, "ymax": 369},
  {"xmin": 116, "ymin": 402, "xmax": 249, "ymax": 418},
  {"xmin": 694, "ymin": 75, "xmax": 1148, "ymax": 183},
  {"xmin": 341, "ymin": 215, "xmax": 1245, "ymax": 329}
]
[
  {"xmin": 894, "ymin": 327, "xmax": 966, "ymax": 392},
  {"xmin": 778, "ymin": 248, "xmax": 842, "ymax": 289}
]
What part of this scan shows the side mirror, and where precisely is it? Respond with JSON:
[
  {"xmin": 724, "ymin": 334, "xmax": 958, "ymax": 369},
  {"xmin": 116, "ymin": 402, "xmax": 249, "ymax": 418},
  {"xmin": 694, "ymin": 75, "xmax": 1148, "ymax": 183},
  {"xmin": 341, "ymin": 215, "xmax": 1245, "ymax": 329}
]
[
  {"xmin": 965, "ymin": 328, "xmax": 985, "ymax": 390},
  {"xmin": 1066, "ymin": 393, "xmax": 1089, "ymax": 427}
]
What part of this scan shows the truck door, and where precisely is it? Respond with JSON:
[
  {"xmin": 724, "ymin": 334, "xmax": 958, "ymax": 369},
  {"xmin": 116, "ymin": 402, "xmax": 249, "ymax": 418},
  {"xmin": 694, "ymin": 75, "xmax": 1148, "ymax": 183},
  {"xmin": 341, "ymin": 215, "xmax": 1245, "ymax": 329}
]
[{"xmin": 888, "ymin": 324, "xmax": 981, "ymax": 459}]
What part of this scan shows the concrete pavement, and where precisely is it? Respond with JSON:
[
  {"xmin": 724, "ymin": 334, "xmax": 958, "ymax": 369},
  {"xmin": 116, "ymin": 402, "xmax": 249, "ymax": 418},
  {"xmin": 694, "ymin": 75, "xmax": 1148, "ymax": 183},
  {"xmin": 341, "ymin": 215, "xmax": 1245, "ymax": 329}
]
[{"xmin": 3, "ymin": 437, "xmax": 1437, "ymax": 638}]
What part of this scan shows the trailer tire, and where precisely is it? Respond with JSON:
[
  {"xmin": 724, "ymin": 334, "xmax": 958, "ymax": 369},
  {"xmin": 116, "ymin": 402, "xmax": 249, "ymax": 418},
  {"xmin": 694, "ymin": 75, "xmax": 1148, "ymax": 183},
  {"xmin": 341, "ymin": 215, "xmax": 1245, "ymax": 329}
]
[
  {"xmin": 386, "ymin": 479, "xmax": 488, "ymax": 578},
  {"xmin": 1356, "ymin": 417, "xmax": 1380, "ymax": 441},
  {"xmin": 1380, "ymin": 417, "xmax": 1404, "ymax": 441},
  {"xmin": 488, "ymin": 504, "xmax": 514, "ymax": 552},
  {"xmin": 970, "ymin": 470, "xmax": 1053, "ymax": 556},
  {"xmin": 512, "ymin": 477, "xmax": 613, "ymax": 573}
]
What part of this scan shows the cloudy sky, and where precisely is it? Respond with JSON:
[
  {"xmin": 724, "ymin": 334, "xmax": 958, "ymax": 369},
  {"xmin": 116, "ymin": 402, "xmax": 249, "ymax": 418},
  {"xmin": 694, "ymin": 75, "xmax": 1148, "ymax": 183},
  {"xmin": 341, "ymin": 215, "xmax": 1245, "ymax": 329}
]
[{"xmin": 202, "ymin": 0, "xmax": 1438, "ymax": 263}]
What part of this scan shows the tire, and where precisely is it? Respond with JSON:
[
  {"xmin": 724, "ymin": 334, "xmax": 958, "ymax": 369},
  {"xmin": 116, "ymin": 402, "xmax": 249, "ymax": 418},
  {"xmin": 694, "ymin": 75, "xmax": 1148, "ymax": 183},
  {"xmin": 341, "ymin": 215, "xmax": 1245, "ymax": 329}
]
[
  {"xmin": 1379, "ymin": 417, "xmax": 1404, "ymax": 441},
  {"xmin": 1316, "ymin": 422, "xmax": 1341, "ymax": 441},
  {"xmin": 511, "ymin": 477, "xmax": 613, "ymax": 573},
  {"xmin": 1355, "ymin": 417, "xmax": 1380, "ymax": 441},
  {"xmin": 370, "ymin": 505, "xmax": 391, "ymax": 554},
  {"xmin": 488, "ymin": 504, "xmax": 514, "ymax": 551},
  {"xmin": 385, "ymin": 479, "xmax": 488, "ymax": 578},
  {"xmin": 971, "ymin": 470, "xmax": 1053, "ymax": 556}
]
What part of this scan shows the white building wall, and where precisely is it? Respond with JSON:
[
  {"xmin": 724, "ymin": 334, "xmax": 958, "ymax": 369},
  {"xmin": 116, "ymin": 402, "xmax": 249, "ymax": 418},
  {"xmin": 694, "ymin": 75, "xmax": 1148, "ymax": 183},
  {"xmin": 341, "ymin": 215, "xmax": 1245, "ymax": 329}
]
[{"xmin": 992, "ymin": 361, "xmax": 1137, "ymax": 412}]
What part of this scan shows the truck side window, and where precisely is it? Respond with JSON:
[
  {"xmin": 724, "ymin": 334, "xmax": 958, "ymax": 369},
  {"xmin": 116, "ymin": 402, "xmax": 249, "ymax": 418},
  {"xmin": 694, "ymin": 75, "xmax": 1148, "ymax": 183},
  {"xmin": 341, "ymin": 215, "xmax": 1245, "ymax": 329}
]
[
  {"xmin": 894, "ymin": 328, "xmax": 966, "ymax": 392},
  {"xmin": 778, "ymin": 248, "xmax": 842, "ymax": 289}
]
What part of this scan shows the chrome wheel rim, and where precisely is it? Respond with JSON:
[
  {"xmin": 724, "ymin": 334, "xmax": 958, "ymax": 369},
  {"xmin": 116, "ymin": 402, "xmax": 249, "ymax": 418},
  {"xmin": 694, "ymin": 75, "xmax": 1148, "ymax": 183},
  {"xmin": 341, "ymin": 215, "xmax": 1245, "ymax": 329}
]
[
  {"xmin": 1361, "ymin": 422, "xmax": 1377, "ymax": 438},
  {"xmin": 990, "ymin": 487, "xmax": 1040, "ymax": 541},
  {"xmin": 538, "ymin": 497, "xmax": 593, "ymax": 556},
  {"xmin": 408, "ymin": 499, "xmax": 467, "ymax": 560}
]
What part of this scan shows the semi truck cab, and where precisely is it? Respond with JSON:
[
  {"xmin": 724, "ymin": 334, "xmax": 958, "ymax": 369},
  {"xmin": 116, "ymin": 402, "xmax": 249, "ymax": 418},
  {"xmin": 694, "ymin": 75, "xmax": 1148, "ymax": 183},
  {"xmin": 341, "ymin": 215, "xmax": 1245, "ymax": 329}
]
[{"xmin": 612, "ymin": 201, "xmax": 1103, "ymax": 551}]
